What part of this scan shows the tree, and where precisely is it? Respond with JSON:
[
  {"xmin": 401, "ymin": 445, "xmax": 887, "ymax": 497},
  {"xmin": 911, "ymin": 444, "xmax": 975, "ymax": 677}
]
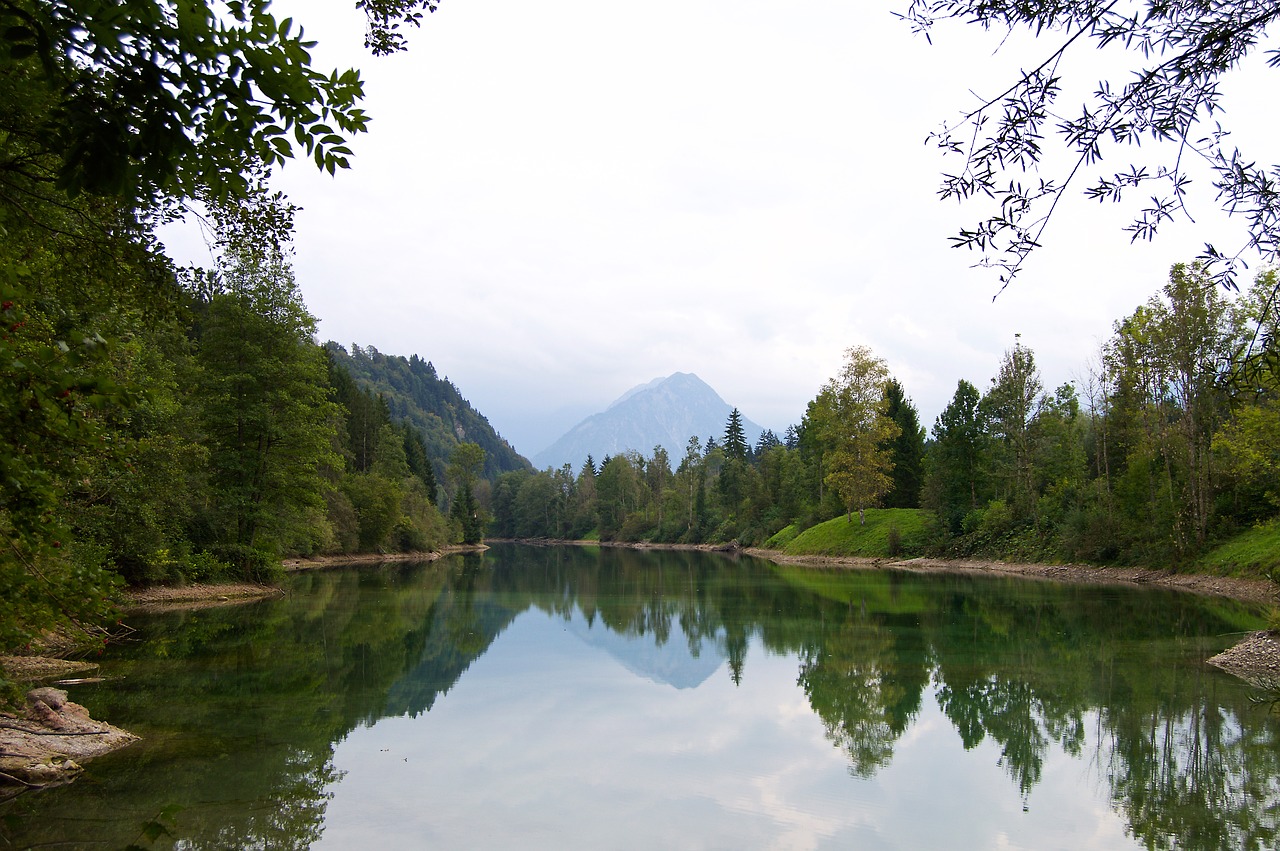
[
  {"xmin": 646, "ymin": 445, "xmax": 672, "ymax": 534},
  {"xmin": 719, "ymin": 408, "xmax": 751, "ymax": 514},
  {"xmin": 446, "ymin": 442, "xmax": 486, "ymax": 544},
  {"xmin": 675, "ymin": 436, "xmax": 705, "ymax": 540},
  {"xmin": 723, "ymin": 408, "xmax": 749, "ymax": 463},
  {"xmin": 1105, "ymin": 263, "xmax": 1232, "ymax": 552},
  {"xmin": 924, "ymin": 379, "xmax": 990, "ymax": 534},
  {"xmin": 594, "ymin": 453, "xmax": 642, "ymax": 540},
  {"xmin": 1215, "ymin": 269, "xmax": 1280, "ymax": 523},
  {"xmin": 192, "ymin": 245, "xmax": 341, "ymax": 574},
  {"xmin": 810, "ymin": 346, "xmax": 901, "ymax": 525},
  {"xmin": 754, "ymin": 429, "xmax": 783, "ymax": 456},
  {"xmin": 901, "ymin": 1, "xmax": 1280, "ymax": 295},
  {"xmin": 0, "ymin": 0, "xmax": 379, "ymax": 209},
  {"xmin": 882, "ymin": 379, "xmax": 926, "ymax": 509},
  {"xmin": 982, "ymin": 337, "xmax": 1043, "ymax": 520}
]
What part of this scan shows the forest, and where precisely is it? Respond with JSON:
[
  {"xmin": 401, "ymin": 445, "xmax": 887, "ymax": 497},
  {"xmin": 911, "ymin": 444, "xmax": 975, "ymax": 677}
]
[{"xmin": 491, "ymin": 264, "xmax": 1280, "ymax": 570}]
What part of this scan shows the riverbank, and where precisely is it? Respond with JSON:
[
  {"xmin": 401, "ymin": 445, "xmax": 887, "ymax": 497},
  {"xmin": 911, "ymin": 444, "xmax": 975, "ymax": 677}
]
[
  {"xmin": 282, "ymin": 544, "xmax": 483, "ymax": 571},
  {"xmin": 743, "ymin": 547, "xmax": 1280, "ymax": 680},
  {"xmin": 568, "ymin": 540, "xmax": 1280, "ymax": 677},
  {"xmin": 1, "ymin": 546, "xmax": 482, "ymax": 795},
  {"xmin": 510, "ymin": 537, "xmax": 1279, "ymax": 608},
  {"xmin": 745, "ymin": 549, "xmax": 1280, "ymax": 608}
]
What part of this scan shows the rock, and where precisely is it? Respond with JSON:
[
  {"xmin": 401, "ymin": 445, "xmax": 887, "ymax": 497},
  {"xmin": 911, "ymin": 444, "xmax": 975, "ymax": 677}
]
[
  {"xmin": 1207, "ymin": 631, "xmax": 1280, "ymax": 690},
  {"xmin": 0, "ymin": 687, "xmax": 137, "ymax": 795}
]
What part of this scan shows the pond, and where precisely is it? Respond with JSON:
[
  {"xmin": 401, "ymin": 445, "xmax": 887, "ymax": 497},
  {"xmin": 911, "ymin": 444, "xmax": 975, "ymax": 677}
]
[{"xmin": 2, "ymin": 544, "xmax": 1277, "ymax": 849}]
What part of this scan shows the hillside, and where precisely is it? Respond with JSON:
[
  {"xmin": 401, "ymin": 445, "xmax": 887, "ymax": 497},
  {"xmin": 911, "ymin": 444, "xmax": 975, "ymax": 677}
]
[
  {"xmin": 326, "ymin": 343, "xmax": 531, "ymax": 481},
  {"xmin": 533, "ymin": 372, "xmax": 765, "ymax": 471}
]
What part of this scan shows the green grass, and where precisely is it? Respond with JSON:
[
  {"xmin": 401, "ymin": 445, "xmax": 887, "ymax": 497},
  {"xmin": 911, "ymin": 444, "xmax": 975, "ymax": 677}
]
[
  {"xmin": 1196, "ymin": 519, "xmax": 1280, "ymax": 580},
  {"xmin": 763, "ymin": 524, "xmax": 800, "ymax": 549},
  {"xmin": 781, "ymin": 509, "xmax": 933, "ymax": 558}
]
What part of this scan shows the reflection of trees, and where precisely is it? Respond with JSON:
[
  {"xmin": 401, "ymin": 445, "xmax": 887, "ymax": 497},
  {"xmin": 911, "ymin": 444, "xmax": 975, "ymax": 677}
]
[
  {"xmin": 1101, "ymin": 666, "xmax": 1280, "ymax": 851},
  {"xmin": 936, "ymin": 676, "xmax": 1054, "ymax": 794},
  {"xmin": 3, "ymin": 546, "xmax": 1279, "ymax": 851},
  {"xmin": 797, "ymin": 615, "xmax": 910, "ymax": 777}
]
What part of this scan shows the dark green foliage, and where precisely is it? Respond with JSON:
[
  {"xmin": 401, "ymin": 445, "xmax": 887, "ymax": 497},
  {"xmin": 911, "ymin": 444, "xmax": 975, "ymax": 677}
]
[
  {"xmin": 881, "ymin": 379, "xmax": 925, "ymax": 509},
  {"xmin": 341, "ymin": 473, "xmax": 402, "ymax": 552},
  {"xmin": 191, "ymin": 248, "xmax": 341, "ymax": 571},
  {"xmin": 325, "ymin": 343, "xmax": 530, "ymax": 483},
  {"xmin": 399, "ymin": 421, "xmax": 438, "ymax": 504},
  {"xmin": 754, "ymin": 428, "xmax": 782, "ymax": 456},
  {"xmin": 723, "ymin": 408, "xmax": 749, "ymax": 462},
  {"xmin": 0, "ymin": 0, "xmax": 369, "ymax": 207},
  {"xmin": 450, "ymin": 481, "xmax": 485, "ymax": 545},
  {"xmin": 923, "ymin": 380, "xmax": 989, "ymax": 535},
  {"xmin": 0, "ymin": 1, "xmax": 470, "ymax": 650}
]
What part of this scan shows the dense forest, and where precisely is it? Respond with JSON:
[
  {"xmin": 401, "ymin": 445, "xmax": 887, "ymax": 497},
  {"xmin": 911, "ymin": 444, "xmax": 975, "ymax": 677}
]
[
  {"xmin": 492, "ymin": 263, "xmax": 1280, "ymax": 569},
  {"xmin": 326, "ymin": 342, "xmax": 529, "ymax": 484}
]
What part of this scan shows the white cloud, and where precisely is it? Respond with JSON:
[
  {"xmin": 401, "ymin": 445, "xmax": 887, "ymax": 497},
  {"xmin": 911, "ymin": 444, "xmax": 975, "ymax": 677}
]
[{"xmin": 162, "ymin": 0, "xmax": 1272, "ymax": 455}]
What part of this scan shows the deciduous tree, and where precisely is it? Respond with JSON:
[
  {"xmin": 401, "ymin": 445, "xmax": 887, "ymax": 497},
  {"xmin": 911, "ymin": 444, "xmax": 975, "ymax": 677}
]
[{"xmin": 810, "ymin": 346, "xmax": 901, "ymax": 525}]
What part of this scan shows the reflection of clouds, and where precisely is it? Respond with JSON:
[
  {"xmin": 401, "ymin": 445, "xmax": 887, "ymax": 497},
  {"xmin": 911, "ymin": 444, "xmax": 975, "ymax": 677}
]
[{"xmin": 316, "ymin": 611, "xmax": 1149, "ymax": 850}]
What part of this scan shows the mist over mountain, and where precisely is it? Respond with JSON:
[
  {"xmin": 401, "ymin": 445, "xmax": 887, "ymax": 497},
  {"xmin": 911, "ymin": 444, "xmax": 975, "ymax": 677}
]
[{"xmin": 531, "ymin": 373, "xmax": 764, "ymax": 472}]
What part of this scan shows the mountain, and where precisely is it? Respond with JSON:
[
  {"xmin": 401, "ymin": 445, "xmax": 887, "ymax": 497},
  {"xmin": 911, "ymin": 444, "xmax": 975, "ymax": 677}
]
[
  {"xmin": 532, "ymin": 372, "xmax": 763, "ymax": 471},
  {"xmin": 326, "ymin": 342, "xmax": 531, "ymax": 481},
  {"xmin": 565, "ymin": 609, "xmax": 725, "ymax": 689}
]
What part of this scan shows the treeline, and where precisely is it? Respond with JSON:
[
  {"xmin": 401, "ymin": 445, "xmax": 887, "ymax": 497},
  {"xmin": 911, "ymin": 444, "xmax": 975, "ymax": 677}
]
[
  {"xmin": 1, "ymin": 193, "xmax": 492, "ymax": 646},
  {"xmin": 494, "ymin": 264, "xmax": 1280, "ymax": 565},
  {"xmin": 490, "ymin": 373, "xmax": 928, "ymax": 545},
  {"xmin": 926, "ymin": 264, "xmax": 1279, "ymax": 565}
]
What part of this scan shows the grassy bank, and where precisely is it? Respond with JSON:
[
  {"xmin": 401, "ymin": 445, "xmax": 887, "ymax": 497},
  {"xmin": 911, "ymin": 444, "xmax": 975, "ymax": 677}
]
[
  {"xmin": 1196, "ymin": 520, "xmax": 1280, "ymax": 580},
  {"xmin": 760, "ymin": 510, "xmax": 1280, "ymax": 590},
  {"xmin": 766, "ymin": 509, "xmax": 935, "ymax": 558}
]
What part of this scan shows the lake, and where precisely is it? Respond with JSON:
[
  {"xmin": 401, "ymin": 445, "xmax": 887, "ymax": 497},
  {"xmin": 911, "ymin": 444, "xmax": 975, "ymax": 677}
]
[{"xmin": 2, "ymin": 544, "xmax": 1276, "ymax": 849}]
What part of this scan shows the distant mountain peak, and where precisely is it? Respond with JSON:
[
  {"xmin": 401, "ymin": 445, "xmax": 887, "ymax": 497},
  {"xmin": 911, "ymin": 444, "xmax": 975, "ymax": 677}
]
[
  {"xmin": 532, "ymin": 373, "xmax": 762, "ymax": 471},
  {"xmin": 607, "ymin": 372, "xmax": 708, "ymax": 411}
]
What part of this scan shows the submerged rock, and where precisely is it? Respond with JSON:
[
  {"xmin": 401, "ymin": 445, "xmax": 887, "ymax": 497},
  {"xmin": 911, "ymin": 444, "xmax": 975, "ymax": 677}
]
[{"xmin": 0, "ymin": 687, "xmax": 137, "ymax": 795}]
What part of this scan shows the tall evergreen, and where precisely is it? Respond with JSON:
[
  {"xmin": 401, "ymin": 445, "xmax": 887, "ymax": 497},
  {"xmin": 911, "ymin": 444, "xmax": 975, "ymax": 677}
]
[
  {"xmin": 882, "ymin": 379, "xmax": 926, "ymax": 509},
  {"xmin": 723, "ymin": 408, "xmax": 749, "ymax": 463}
]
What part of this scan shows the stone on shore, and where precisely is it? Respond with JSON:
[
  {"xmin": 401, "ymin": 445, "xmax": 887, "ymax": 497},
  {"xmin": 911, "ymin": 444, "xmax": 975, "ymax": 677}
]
[{"xmin": 0, "ymin": 687, "xmax": 137, "ymax": 794}]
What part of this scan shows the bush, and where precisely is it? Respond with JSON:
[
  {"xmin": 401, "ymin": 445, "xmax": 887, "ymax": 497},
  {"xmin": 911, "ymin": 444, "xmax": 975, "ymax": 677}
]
[
  {"xmin": 886, "ymin": 525, "xmax": 902, "ymax": 557},
  {"xmin": 185, "ymin": 551, "xmax": 232, "ymax": 582},
  {"xmin": 213, "ymin": 544, "xmax": 283, "ymax": 584}
]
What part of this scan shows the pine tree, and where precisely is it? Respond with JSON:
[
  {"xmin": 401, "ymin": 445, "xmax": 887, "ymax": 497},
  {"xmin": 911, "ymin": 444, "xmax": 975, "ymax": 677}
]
[
  {"xmin": 723, "ymin": 408, "xmax": 749, "ymax": 463},
  {"xmin": 882, "ymin": 379, "xmax": 926, "ymax": 509}
]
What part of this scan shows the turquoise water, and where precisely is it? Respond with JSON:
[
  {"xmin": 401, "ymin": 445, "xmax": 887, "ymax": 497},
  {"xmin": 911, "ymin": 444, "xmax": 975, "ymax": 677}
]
[{"xmin": 2, "ymin": 544, "xmax": 1276, "ymax": 849}]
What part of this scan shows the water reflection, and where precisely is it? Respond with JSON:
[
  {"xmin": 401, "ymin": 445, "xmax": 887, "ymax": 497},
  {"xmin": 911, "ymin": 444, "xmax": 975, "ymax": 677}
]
[{"xmin": 1, "ymin": 544, "xmax": 1275, "ymax": 849}]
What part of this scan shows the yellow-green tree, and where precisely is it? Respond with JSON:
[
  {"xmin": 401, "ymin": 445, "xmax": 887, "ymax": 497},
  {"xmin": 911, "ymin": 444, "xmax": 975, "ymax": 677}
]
[{"xmin": 810, "ymin": 346, "xmax": 901, "ymax": 525}]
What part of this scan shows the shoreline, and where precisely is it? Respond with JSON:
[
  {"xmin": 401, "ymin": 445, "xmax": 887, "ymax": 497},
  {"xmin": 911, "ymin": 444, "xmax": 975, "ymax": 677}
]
[
  {"xmin": 744, "ymin": 549, "xmax": 1280, "ymax": 608},
  {"xmin": 519, "ymin": 538, "xmax": 1279, "ymax": 609},
  {"xmin": 4, "ymin": 542, "xmax": 1275, "ymax": 794}
]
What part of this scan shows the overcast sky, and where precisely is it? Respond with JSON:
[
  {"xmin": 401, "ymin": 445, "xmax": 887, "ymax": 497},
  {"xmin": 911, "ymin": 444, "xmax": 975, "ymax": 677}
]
[{"xmin": 165, "ymin": 0, "xmax": 1274, "ymax": 458}]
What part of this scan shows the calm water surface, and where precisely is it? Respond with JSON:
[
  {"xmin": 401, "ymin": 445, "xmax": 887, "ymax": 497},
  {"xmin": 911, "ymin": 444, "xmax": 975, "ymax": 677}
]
[{"xmin": 2, "ymin": 544, "xmax": 1276, "ymax": 849}]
